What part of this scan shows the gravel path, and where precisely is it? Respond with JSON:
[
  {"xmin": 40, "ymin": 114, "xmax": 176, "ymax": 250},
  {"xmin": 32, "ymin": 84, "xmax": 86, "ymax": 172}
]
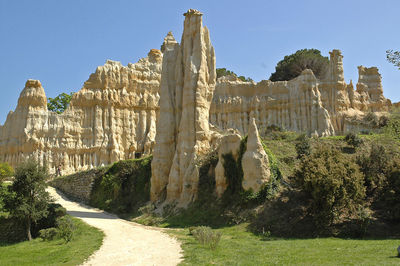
[{"xmin": 48, "ymin": 187, "xmax": 182, "ymax": 266}]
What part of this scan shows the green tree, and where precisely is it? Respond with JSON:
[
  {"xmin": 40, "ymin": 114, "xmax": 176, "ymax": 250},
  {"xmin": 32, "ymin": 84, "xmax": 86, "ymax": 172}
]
[
  {"xmin": 386, "ymin": 50, "xmax": 400, "ymax": 70},
  {"xmin": 294, "ymin": 144, "xmax": 365, "ymax": 229},
  {"xmin": 47, "ymin": 92, "xmax": 74, "ymax": 114},
  {"xmin": 216, "ymin": 68, "xmax": 253, "ymax": 82},
  {"xmin": 4, "ymin": 160, "xmax": 51, "ymax": 241},
  {"xmin": 269, "ymin": 49, "xmax": 329, "ymax": 81},
  {"xmin": 0, "ymin": 162, "xmax": 14, "ymax": 182}
]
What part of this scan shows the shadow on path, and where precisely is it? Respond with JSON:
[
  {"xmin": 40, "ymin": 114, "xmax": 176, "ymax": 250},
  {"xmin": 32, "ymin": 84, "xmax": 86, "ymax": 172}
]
[{"xmin": 67, "ymin": 210, "xmax": 116, "ymax": 220}]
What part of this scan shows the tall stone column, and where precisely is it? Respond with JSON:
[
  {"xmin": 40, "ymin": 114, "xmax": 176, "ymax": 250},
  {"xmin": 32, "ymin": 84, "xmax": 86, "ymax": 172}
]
[{"xmin": 150, "ymin": 9, "xmax": 216, "ymax": 205}]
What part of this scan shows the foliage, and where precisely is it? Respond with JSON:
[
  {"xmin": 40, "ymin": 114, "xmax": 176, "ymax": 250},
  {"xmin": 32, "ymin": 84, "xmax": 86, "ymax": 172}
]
[
  {"xmin": 386, "ymin": 49, "xmax": 400, "ymax": 70},
  {"xmin": 269, "ymin": 49, "xmax": 329, "ymax": 81},
  {"xmin": 90, "ymin": 156, "xmax": 152, "ymax": 214},
  {"xmin": 4, "ymin": 159, "xmax": 51, "ymax": 241},
  {"xmin": 384, "ymin": 110, "xmax": 400, "ymax": 140},
  {"xmin": 56, "ymin": 216, "xmax": 75, "ymax": 243},
  {"xmin": 357, "ymin": 144, "xmax": 391, "ymax": 195},
  {"xmin": 345, "ymin": 132, "xmax": 364, "ymax": 148},
  {"xmin": 190, "ymin": 226, "xmax": 222, "ymax": 250},
  {"xmin": 47, "ymin": 92, "xmax": 74, "ymax": 114},
  {"xmin": 38, "ymin": 227, "xmax": 58, "ymax": 241},
  {"xmin": 0, "ymin": 216, "xmax": 104, "ymax": 265},
  {"xmin": 294, "ymin": 144, "xmax": 366, "ymax": 229},
  {"xmin": 295, "ymin": 134, "xmax": 311, "ymax": 159},
  {"xmin": 0, "ymin": 162, "xmax": 14, "ymax": 182},
  {"xmin": 216, "ymin": 68, "xmax": 253, "ymax": 82}
]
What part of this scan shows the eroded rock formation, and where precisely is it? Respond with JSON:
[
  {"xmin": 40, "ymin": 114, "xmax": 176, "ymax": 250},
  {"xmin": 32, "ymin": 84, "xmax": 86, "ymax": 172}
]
[
  {"xmin": 0, "ymin": 49, "xmax": 162, "ymax": 174},
  {"xmin": 151, "ymin": 9, "xmax": 216, "ymax": 205},
  {"xmin": 241, "ymin": 118, "xmax": 270, "ymax": 192},
  {"xmin": 0, "ymin": 9, "xmax": 393, "ymax": 206}
]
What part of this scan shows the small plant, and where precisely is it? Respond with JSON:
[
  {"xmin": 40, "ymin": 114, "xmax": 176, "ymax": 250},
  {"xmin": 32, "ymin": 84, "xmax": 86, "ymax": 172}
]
[
  {"xmin": 295, "ymin": 134, "xmax": 311, "ymax": 159},
  {"xmin": 39, "ymin": 227, "xmax": 59, "ymax": 241},
  {"xmin": 345, "ymin": 132, "xmax": 363, "ymax": 148},
  {"xmin": 191, "ymin": 226, "xmax": 222, "ymax": 250},
  {"xmin": 56, "ymin": 216, "xmax": 75, "ymax": 243},
  {"xmin": 356, "ymin": 206, "xmax": 371, "ymax": 237},
  {"xmin": 261, "ymin": 227, "xmax": 272, "ymax": 241}
]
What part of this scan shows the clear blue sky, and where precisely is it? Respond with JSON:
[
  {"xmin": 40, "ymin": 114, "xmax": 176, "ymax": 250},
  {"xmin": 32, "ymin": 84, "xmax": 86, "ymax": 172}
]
[{"xmin": 1, "ymin": 0, "xmax": 399, "ymax": 124}]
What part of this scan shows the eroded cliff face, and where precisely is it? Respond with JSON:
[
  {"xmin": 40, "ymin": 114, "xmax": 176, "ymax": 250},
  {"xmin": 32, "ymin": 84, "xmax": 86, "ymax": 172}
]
[
  {"xmin": 151, "ymin": 9, "xmax": 217, "ymax": 205},
  {"xmin": 210, "ymin": 50, "xmax": 391, "ymax": 136},
  {"xmin": 210, "ymin": 69, "xmax": 335, "ymax": 137},
  {"xmin": 0, "ymin": 50, "xmax": 162, "ymax": 174},
  {"xmin": 0, "ymin": 10, "xmax": 393, "ymax": 206}
]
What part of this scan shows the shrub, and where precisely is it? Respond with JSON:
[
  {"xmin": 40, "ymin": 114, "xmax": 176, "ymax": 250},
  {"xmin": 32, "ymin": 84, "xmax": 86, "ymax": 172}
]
[
  {"xmin": 0, "ymin": 162, "xmax": 14, "ymax": 182},
  {"xmin": 56, "ymin": 216, "xmax": 75, "ymax": 243},
  {"xmin": 191, "ymin": 226, "xmax": 222, "ymax": 250},
  {"xmin": 295, "ymin": 134, "xmax": 311, "ymax": 159},
  {"xmin": 90, "ymin": 156, "xmax": 152, "ymax": 214},
  {"xmin": 345, "ymin": 133, "xmax": 363, "ymax": 148},
  {"xmin": 39, "ymin": 227, "xmax": 59, "ymax": 241},
  {"xmin": 294, "ymin": 144, "xmax": 366, "ymax": 230},
  {"xmin": 357, "ymin": 144, "xmax": 391, "ymax": 195}
]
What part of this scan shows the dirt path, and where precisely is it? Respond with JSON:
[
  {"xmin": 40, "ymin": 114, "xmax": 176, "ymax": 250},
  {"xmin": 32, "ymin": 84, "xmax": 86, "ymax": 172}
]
[{"xmin": 48, "ymin": 187, "xmax": 182, "ymax": 266}]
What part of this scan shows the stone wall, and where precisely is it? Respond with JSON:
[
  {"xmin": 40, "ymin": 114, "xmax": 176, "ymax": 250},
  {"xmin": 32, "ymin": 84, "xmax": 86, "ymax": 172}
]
[{"xmin": 50, "ymin": 168, "xmax": 106, "ymax": 203}]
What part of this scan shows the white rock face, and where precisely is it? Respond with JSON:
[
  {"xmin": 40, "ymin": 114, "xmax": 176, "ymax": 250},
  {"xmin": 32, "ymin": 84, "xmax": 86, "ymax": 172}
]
[
  {"xmin": 0, "ymin": 10, "xmax": 393, "ymax": 203},
  {"xmin": 0, "ymin": 50, "xmax": 162, "ymax": 174},
  {"xmin": 242, "ymin": 118, "xmax": 270, "ymax": 192},
  {"xmin": 151, "ymin": 9, "xmax": 216, "ymax": 205},
  {"xmin": 215, "ymin": 132, "xmax": 242, "ymax": 197}
]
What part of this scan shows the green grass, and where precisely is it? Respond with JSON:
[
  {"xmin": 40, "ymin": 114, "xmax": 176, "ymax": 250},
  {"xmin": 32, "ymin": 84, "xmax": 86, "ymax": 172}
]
[
  {"xmin": 168, "ymin": 223, "xmax": 400, "ymax": 265},
  {"xmin": 0, "ymin": 216, "xmax": 104, "ymax": 266}
]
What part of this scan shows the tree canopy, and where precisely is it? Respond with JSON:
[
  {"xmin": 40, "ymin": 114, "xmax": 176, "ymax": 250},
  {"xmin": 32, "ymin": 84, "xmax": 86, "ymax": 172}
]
[
  {"xmin": 386, "ymin": 50, "xmax": 400, "ymax": 70},
  {"xmin": 47, "ymin": 92, "xmax": 74, "ymax": 114},
  {"xmin": 4, "ymin": 160, "xmax": 51, "ymax": 241},
  {"xmin": 0, "ymin": 162, "xmax": 14, "ymax": 182},
  {"xmin": 216, "ymin": 68, "xmax": 253, "ymax": 82},
  {"xmin": 269, "ymin": 49, "xmax": 329, "ymax": 82}
]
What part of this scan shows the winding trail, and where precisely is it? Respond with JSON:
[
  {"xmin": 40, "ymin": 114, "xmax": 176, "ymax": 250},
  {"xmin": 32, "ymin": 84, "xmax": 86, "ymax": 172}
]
[{"xmin": 48, "ymin": 187, "xmax": 182, "ymax": 266}]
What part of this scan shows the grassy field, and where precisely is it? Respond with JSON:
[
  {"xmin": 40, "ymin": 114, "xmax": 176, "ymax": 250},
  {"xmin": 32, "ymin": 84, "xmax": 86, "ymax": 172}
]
[
  {"xmin": 0, "ymin": 216, "xmax": 104, "ymax": 266},
  {"xmin": 168, "ymin": 223, "xmax": 400, "ymax": 265}
]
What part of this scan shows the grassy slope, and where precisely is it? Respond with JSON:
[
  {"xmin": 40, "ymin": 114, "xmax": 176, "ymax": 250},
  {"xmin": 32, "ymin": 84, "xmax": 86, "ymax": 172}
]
[
  {"xmin": 169, "ymin": 224, "xmax": 400, "ymax": 265},
  {"xmin": 0, "ymin": 216, "xmax": 104, "ymax": 266}
]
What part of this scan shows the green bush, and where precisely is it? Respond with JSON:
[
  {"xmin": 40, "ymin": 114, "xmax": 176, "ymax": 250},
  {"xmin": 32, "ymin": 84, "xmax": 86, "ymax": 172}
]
[
  {"xmin": 39, "ymin": 227, "xmax": 59, "ymax": 241},
  {"xmin": 90, "ymin": 156, "xmax": 152, "ymax": 214},
  {"xmin": 191, "ymin": 226, "xmax": 222, "ymax": 250},
  {"xmin": 345, "ymin": 132, "xmax": 363, "ymax": 148},
  {"xmin": 357, "ymin": 144, "xmax": 391, "ymax": 195},
  {"xmin": 295, "ymin": 134, "xmax": 311, "ymax": 159},
  {"xmin": 56, "ymin": 216, "xmax": 75, "ymax": 243},
  {"xmin": 294, "ymin": 143, "xmax": 366, "ymax": 230},
  {"xmin": 0, "ymin": 162, "xmax": 13, "ymax": 182}
]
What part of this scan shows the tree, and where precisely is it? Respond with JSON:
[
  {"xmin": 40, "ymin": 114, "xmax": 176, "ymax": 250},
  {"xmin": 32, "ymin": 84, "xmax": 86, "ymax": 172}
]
[
  {"xmin": 294, "ymin": 144, "xmax": 365, "ymax": 229},
  {"xmin": 216, "ymin": 68, "xmax": 253, "ymax": 82},
  {"xmin": 269, "ymin": 49, "xmax": 329, "ymax": 81},
  {"xmin": 5, "ymin": 160, "xmax": 51, "ymax": 241},
  {"xmin": 47, "ymin": 92, "xmax": 74, "ymax": 114},
  {"xmin": 0, "ymin": 162, "xmax": 14, "ymax": 182},
  {"xmin": 386, "ymin": 50, "xmax": 400, "ymax": 70}
]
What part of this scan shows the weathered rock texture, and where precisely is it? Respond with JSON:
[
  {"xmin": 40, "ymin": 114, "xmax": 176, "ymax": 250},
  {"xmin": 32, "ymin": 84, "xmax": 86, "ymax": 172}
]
[
  {"xmin": 241, "ymin": 118, "xmax": 270, "ymax": 192},
  {"xmin": 0, "ymin": 10, "xmax": 393, "ymax": 204},
  {"xmin": 214, "ymin": 131, "xmax": 242, "ymax": 197},
  {"xmin": 151, "ymin": 9, "xmax": 216, "ymax": 204},
  {"xmin": 210, "ymin": 50, "xmax": 391, "ymax": 136},
  {"xmin": 0, "ymin": 50, "xmax": 162, "ymax": 174}
]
